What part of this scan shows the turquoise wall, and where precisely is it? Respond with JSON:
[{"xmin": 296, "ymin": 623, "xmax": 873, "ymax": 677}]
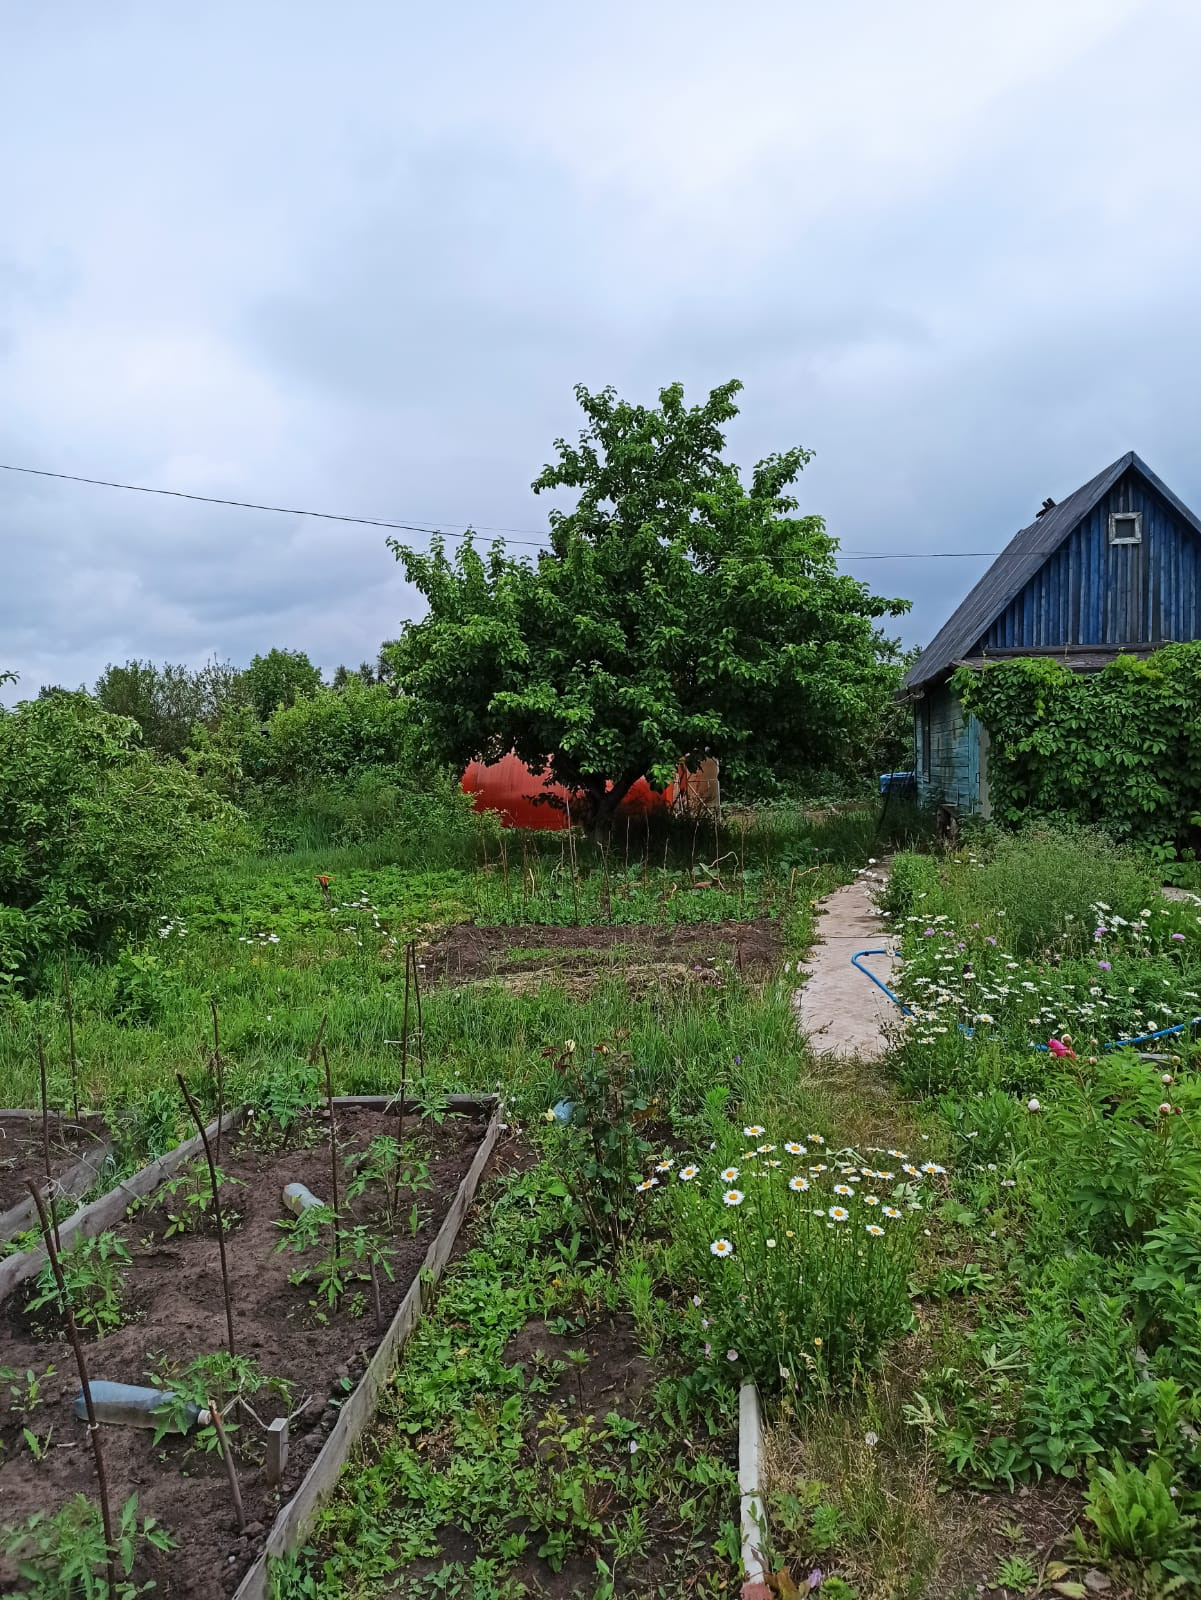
[{"xmin": 914, "ymin": 684, "xmax": 983, "ymax": 811}]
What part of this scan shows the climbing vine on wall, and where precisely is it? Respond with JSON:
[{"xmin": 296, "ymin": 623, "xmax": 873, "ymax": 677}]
[{"xmin": 951, "ymin": 644, "xmax": 1201, "ymax": 843}]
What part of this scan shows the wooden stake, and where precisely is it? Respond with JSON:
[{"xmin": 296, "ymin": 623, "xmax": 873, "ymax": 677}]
[
  {"xmin": 26, "ymin": 1180, "xmax": 117, "ymax": 1596},
  {"xmin": 411, "ymin": 940, "xmax": 425, "ymax": 1074},
  {"xmin": 306, "ymin": 1013, "xmax": 328, "ymax": 1067},
  {"xmin": 176, "ymin": 1074, "xmax": 236, "ymax": 1362},
  {"xmin": 209, "ymin": 998, "xmax": 225, "ymax": 1167},
  {"xmin": 265, "ymin": 1416, "xmax": 290, "ymax": 1488},
  {"xmin": 321, "ymin": 1047, "xmax": 340, "ymax": 1223},
  {"xmin": 36, "ymin": 1035, "xmax": 61, "ymax": 1253},
  {"xmin": 62, "ymin": 950, "xmax": 80, "ymax": 1123},
  {"xmin": 209, "ymin": 1404, "xmax": 247, "ymax": 1531}
]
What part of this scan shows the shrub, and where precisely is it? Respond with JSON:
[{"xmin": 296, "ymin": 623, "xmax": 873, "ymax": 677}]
[
  {"xmin": 261, "ymin": 681, "xmax": 415, "ymax": 786},
  {"xmin": 0, "ymin": 692, "xmax": 243, "ymax": 980},
  {"xmin": 544, "ymin": 1039, "xmax": 654, "ymax": 1251}
]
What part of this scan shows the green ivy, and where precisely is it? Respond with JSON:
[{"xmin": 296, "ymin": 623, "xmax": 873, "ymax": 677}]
[{"xmin": 952, "ymin": 644, "xmax": 1201, "ymax": 842}]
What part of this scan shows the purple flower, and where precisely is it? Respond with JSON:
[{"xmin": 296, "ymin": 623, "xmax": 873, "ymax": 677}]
[
  {"xmin": 923, "ymin": 929, "xmax": 935, "ymax": 937},
  {"xmin": 726, "ymin": 1349, "xmax": 739, "ymax": 1362},
  {"xmin": 734, "ymin": 1054, "xmax": 742, "ymax": 1064},
  {"xmin": 986, "ymin": 936, "xmax": 997, "ymax": 945},
  {"xmin": 704, "ymin": 1342, "xmax": 712, "ymax": 1357},
  {"xmin": 1172, "ymin": 932, "xmax": 1185, "ymax": 942},
  {"xmin": 1098, "ymin": 960, "xmax": 1111, "ymax": 972},
  {"xmin": 807, "ymin": 1572, "xmax": 823, "ymax": 1592},
  {"xmin": 1094, "ymin": 927, "xmax": 1107, "ymax": 940}
]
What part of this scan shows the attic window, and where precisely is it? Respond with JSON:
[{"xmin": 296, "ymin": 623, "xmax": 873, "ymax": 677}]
[{"xmin": 1108, "ymin": 511, "xmax": 1142, "ymax": 545}]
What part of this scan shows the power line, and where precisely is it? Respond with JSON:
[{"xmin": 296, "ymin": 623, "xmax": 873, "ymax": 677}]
[{"xmin": 0, "ymin": 459, "xmax": 998, "ymax": 560}]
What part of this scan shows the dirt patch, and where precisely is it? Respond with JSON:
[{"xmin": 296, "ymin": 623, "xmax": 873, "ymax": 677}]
[
  {"xmin": 0, "ymin": 1107, "xmax": 487, "ymax": 1599},
  {"xmin": 420, "ymin": 918, "xmax": 781, "ymax": 991},
  {"xmin": 0, "ymin": 1115, "xmax": 107, "ymax": 1217},
  {"xmin": 502, "ymin": 1315, "xmax": 655, "ymax": 1417}
]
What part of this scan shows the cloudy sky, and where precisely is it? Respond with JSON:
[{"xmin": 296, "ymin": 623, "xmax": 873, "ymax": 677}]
[{"xmin": 3, "ymin": 0, "xmax": 1200, "ymax": 699}]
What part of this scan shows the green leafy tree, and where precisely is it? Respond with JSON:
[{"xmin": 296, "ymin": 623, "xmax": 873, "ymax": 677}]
[
  {"xmin": 0, "ymin": 692, "xmax": 241, "ymax": 979},
  {"xmin": 243, "ymin": 648, "xmax": 322, "ymax": 720},
  {"xmin": 95, "ymin": 657, "xmax": 245, "ymax": 759},
  {"xmin": 388, "ymin": 381, "xmax": 908, "ymax": 828}
]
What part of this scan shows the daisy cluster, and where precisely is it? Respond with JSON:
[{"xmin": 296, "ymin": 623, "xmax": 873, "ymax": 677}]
[
  {"xmin": 893, "ymin": 905, "xmax": 1200, "ymax": 1048},
  {"xmin": 636, "ymin": 1126, "xmax": 946, "ymax": 1257}
]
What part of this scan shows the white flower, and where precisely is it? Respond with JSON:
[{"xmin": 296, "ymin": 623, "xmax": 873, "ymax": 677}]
[
  {"xmin": 864, "ymin": 1431, "xmax": 879, "ymax": 1446},
  {"xmin": 765, "ymin": 1238, "xmax": 777, "ymax": 1248},
  {"xmin": 710, "ymin": 1239, "xmax": 734, "ymax": 1257},
  {"xmin": 1026, "ymin": 1098, "xmax": 1041, "ymax": 1113},
  {"xmin": 723, "ymin": 1189, "xmax": 745, "ymax": 1207},
  {"xmin": 679, "ymin": 1165, "xmax": 700, "ymax": 1181},
  {"xmin": 720, "ymin": 1167, "xmax": 740, "ymax": 1183}
]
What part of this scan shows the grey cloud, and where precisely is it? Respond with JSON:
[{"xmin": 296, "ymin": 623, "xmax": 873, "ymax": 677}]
[{"xmin": 2, "ymin": 0, "xmax": 1200, "ymax": 702}]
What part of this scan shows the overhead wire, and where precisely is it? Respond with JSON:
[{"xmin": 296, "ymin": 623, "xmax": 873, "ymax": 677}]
[{"xmin": 0, "ymin": 459, "xmax": 999, "ymax": 560}]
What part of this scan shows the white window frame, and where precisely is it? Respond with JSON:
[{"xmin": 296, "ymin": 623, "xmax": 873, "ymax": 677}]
[{"xmin": 1108, "ymin": 511, "xmax": 1142, "ymax": 545}]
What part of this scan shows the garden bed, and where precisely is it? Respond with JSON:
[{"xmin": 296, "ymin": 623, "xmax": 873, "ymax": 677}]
[
  {"xmin": 0, "ymin": 1111, "xmax": 112, "ymax": 1246},
  {"xmin": 0, "ymin": 1096, "xmax": 499, "ymax": 1600},
  {"xmin": 421, "ymin": 917, "xmax": 781, "ymax": 988}
]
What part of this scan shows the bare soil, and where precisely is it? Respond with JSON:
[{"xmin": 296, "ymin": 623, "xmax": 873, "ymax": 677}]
[
  {"xmin": 420, "ymin": 917, "xmax": 781, "ymax": 992},
  {"xmin": 0, "ymin": 1115, "xmax": 106, "ymax": 1217},
  {"xmin": 0, "ymin": 1107, "xmax": 488, "ymax": 1599}
]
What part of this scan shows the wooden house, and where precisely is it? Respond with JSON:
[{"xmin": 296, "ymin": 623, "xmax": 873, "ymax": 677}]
[{"xmin": 905, "ymin": 451, "xmax": 1201, "ymax": 814}]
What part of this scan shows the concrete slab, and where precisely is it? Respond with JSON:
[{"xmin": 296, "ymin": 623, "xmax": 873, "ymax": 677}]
[{"xmin": 794, "ymin": 865, "xmax": 900, "ymax": 1061}]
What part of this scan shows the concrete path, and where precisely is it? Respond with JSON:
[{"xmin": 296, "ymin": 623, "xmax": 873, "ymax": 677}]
[{"xmin": 794, "ymin": 864, "xmax": 900, "ymax": 1061}]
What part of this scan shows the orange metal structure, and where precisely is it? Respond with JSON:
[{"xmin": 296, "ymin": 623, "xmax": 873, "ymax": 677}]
[{"xmin": 461, "ymin": 753, "xmax": 673, "ymax": 830}]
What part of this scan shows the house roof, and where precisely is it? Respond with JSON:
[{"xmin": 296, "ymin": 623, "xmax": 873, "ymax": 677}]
[{"xmin": 904, "ymin": 451, "xmax": 1201, "ymax": 689}]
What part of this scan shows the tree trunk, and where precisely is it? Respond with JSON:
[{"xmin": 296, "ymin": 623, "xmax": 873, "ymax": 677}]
[{"xmin": 584, "ymin": 772, "xmax": 641, "ymax": 840}]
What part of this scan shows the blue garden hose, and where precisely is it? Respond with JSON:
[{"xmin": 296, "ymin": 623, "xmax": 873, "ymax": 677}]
[{"xmin": 851, "ymin": 947, "xmax": 1201, "ymax": 1052}]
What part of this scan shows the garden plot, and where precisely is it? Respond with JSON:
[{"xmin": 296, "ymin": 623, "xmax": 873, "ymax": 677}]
[
  {"xmin": 0, "ymin": 1099, "xmax": 497, "ymax": 1600},
  {"xmin": 419, "ymin": 916, "xmax": 781, "ymax": 992},
  {"xmin": 0, "ymin": 1111, "xmax": 112, "ymax": 1246}
]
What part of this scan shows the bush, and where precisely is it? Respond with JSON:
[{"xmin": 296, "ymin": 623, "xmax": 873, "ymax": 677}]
[
  {"xmin": 0, "ymin": 692, "xmax": 242, "ymax": 980},
  {"xmin": 261, "ymin": 681, "xmax": 415, "ymax": 786}
]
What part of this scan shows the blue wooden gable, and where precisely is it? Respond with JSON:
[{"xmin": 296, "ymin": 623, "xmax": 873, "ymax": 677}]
[
  {"xmin": 980, "ymin": 466, "xmax": 1201, "ymax": 652},
  {"xmin": 905, "ymin": 451, "xmax": 1201, "ymax": 812}
]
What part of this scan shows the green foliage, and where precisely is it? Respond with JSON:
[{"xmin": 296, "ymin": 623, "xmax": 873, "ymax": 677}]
[
  {"xmin": 1046, "ymin": 1055, "xmax": 1201, "ymax": 1251},
  {"xmin": 0, "ymin": 690, "xmax": 241, "ymax": 978},
  {"xmin": 243, "ymin": 648, "xmax": 323, "ymax": 720},
  {"xmin": 147, "ymin": 1350, "xmax": 293, "ymax": 1452},
  {"xmin": 0, "ymin": 1493, "xmax": 172, "ymax": 1600},
  {"xmin": 94, "ymin": 656, "xmax": 243, "ymax": 760},
  {"xmin": 260, "ymin": 681, "xmax": 414, "ymax": 785},
  {"xmin": 648, "ymin": 1125, "xmax": 920, "ymax": 1397},
  {"xmin": 1085, "ymin": 1453, "xmax": 1192, "ymax": 1561},
  {"xmin": 954, "ymin": 644, "xmax": 1201, "ymax": 843},
  {"xmin": 389, "ymin": 380, "xmax": 908, "ymax": 827},
  {"xmin": 544, "ymin": 1039, "xmax": 655, "ymax": 1250},
  {"xmin": 148, "ymin": 1158, "xmax": 242, "ymax": 1238},
  {"xmin": 29, "ymin": 1231, "xmax": 133, "ymax": 1335}
]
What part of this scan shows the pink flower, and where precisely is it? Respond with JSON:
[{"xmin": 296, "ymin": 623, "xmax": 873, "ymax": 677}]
[
  {"xmin": 726, "ymin": 1349, "xmax": 739, "ymax": 1362},
  {"xmin": 1159, "ymin": 1102, "xmax": 1173, "ymax": 1115},
  {"xmin": 1048, "ymin": 1038, "xmax": 1075, "ymax": 1058}
]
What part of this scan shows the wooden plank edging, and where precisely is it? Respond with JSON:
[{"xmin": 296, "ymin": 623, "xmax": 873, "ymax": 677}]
[
  {"xmin": 0, "ymin": 1135, "xmax": 116, "ymax": 1247},
  {"xmin": 0, "ymin": 1108, "xmax": 245, "ymax": 1303},
  {"xmin": 232, "ymin": 1100, "xmax": 503, "ymax": 1600}
]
